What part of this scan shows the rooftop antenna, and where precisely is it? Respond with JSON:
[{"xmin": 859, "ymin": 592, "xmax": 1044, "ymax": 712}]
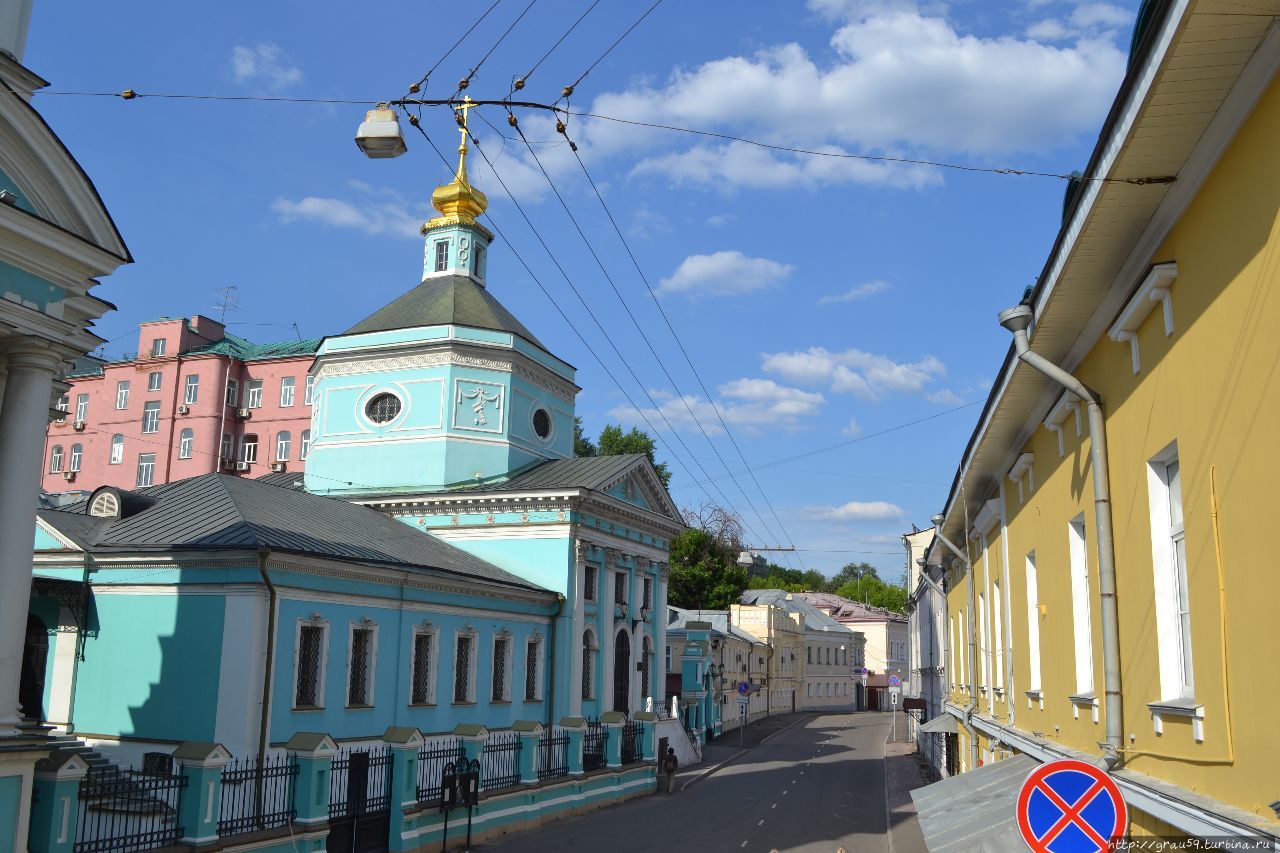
[
  {"xmin": 212, "ymin": 285, "xmax": 240, "ymax": 323},
  {"xmin": 290, "ymin": 322, "xmax": 303, "ymax": 342}
]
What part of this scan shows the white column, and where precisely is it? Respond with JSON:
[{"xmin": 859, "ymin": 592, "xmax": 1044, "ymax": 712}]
[
  {"xmin": 655, "ymin": 567, "xmax": 668, "ymax": 709},
  {"xmin": 0, "ymin": 348, "xmax": 62, "ymax": 735},
  {"xmin": 600, "ymin": 555, "xmax": 615, "ymax": 713},
  {"xmin": 569, "ymin": 539, "xmax": 586, "ymax": 717}
]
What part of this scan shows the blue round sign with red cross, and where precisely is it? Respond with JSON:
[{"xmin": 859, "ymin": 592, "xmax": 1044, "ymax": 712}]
[{"xmin": 1016, "ymin": 759, "xmax": 1128, "ymax": 853}]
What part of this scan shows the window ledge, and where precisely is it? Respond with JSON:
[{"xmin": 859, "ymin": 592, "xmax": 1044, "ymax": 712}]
[
  {"xmin": 522, "ymin": 698, "xmax": 541, "ymax": 704},
  {"xmin": 491, "ymin": 699, "xmax": 511, "ymax": 705},
  {"xmin": 452, "ymin": 700, "xmax": 477, "ymax": 706},
  {"xmin": 1068, "ymin": 692, "xmax": 1098, "ymax": 707},
  {"xmin": 1025, "ymin": 690, "xmax": 1043, "ymax": 700},
  {"xmin": 292, "ymin": 705, "xmax": 324, "ymax": 712},
  {"xmin": 1147, "ymin": 698, "xmax": 1202, "ymax": 718},
  {"xmin": 346, "ymin": 704, "xmax": 374, "ymax": 711},
  {"xmin": 408, "ymin": 702, "xmax": 436, "ymax": 708}
]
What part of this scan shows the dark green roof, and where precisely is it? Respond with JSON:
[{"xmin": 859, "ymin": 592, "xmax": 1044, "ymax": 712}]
[
  {"xmin": 345, "ymin": 274, "xmax": 544, "ymax": 348},
  {"xmin": 184, "ymin": 332, "xmax": 321, "ymax": 361}
]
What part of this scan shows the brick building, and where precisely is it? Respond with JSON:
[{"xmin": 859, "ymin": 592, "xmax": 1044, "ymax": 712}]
[{"xmin": 41, "ymin": 315, "xmax": 318, "ymax": 492}]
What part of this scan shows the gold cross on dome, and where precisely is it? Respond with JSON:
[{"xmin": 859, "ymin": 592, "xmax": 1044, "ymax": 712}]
[{"xmin": 457, "ymin": 96, "xmax": 475, "ymax": 141}]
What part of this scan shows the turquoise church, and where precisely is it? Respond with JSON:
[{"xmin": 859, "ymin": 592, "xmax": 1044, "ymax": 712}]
[{"xmin": 25, "ymin": 126, "xmax": 683, "ymax": 766}]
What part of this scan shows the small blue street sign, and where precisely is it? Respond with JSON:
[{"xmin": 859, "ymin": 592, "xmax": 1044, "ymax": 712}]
[{"xmin": 887, "ymin": 674, "xmax": 902, "ymax": 688}]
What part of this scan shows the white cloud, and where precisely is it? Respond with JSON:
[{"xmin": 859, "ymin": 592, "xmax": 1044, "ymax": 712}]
[
  {"xmin": 706, "ymin": 213, "xmax": 736, "ymax": 227},
  {"xmin": 762, "ymin": 346, "xmax": 946, "ymax": 400},
  {"xmin": 272, "ymin": 184, "xmax": 424, "ymax": 238},
  {"xmin": 607, "ymin": 378, "xmax": 824, "ymax": 433},
  {"xmin": 842, "ymin": 417, "xmax": 862, "ymax": 436},
  {"xmin": 817, "ymin": 280, "xmax": 891, "ymax": 304},
  {"xmin": 230, "ymin": 43, "xmax": 302, "ymax": 92},
  {"xmin": 816, "ymin": 500, "xmax": 905, "ymax": 521},
  {"xmin": 1026, "ymin": 2, "xmax": 1134, "ymax": 43},
  {"xmin": 657, "ymin": 251, "xmax": 793, "ymax": 298},
  {"xmin": 926, "ymin": 388, "xmax": 965, "ymax": 405}
]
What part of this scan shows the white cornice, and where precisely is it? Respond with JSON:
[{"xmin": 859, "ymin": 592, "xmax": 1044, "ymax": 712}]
[{"xmin": 1106, "ymin": 262, "xmax": 1178, "ymax": 373}]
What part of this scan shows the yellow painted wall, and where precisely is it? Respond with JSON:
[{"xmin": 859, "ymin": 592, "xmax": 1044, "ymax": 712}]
[{"xmin": 949, "ymin": 73, "xmax": 1280, "ymax": 823}]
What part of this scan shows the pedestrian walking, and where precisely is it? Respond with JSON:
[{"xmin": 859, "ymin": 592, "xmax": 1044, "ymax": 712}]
[{"xmin": 662, "ymin": 747, "xmax": 679, "ymax": 794}]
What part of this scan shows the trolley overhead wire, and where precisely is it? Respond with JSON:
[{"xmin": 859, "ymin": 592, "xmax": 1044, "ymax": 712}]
[
  {"xmin": 455, "ymin": 0, "xmax": 539, "ymax": 95},
  {"xmin": 558, "ymin": 0, "xmax": 664, "ymax": 101},
  {"xmin": 496, "ymin": 110, "xmax": 798, "ymax": 567},
  {"xmin": 511, "ymin": 0, "xmax": 603, "ymax": 94},
  {"xmin": 404, "ymin": 0, "xmax": 506, "ymax": 97}
]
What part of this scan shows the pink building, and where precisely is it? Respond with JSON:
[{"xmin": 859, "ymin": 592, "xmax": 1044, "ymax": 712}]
[{"xmin": 41, "ymin": 315, "xmax": 319, "ymax": 493}]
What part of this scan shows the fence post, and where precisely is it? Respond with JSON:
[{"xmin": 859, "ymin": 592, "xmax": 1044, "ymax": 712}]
[
  {"xmin": 601, "ymin": 711, "xmax": 625, "ymax": 768},
  {"xmin": 633, "ymin": 710, "xmax": 658, "ymax": 762},
  {"xmin": 172, "ymin": 742, "xmax": 232, "ymax": 847},
  {"xmin": 452, "ymin": 723, "xmax": 488, "ymax": 776},
  {"xmin": 284, "ymin": 732, "xmax": 336, "ymax": 829},
  {"xmin": 382, "ymin": 727, "xmax": 424, "ymax": 853},
  {"xmin": 512, "ymin": 721, "xmax": 542, "ymax": 785},
  {"xmin": 558, "ymin": 717, "xmax": 585, "ymax": 776},
  {"xmin": 28, "ymin": 751, "xmax": 88, "ymax": 853}
]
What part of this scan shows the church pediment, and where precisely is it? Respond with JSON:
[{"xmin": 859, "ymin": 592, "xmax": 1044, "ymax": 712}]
[{"xmin": 595, "ymin": 457, "xmax": 683, "ymax": 524}]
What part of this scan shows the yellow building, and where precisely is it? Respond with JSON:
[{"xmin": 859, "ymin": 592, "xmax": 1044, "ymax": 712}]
[
  {"xmin": 923, "ymin": 0, "xmax": 1280, "ymax": 842},
  {"xmin": 730, "ymin": 602, "xmax": 805, "ymax": 715}
]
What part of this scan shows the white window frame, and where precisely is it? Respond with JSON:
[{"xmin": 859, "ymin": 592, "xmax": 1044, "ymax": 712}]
[
  {"xmin": 245, "ymin": 379, "xmax": 263, "ymax": 409},
  {"xmin": 75, "ymin": 393, "xmax": 89, "ymax": 422},
  {"xmin": 300, "ymin": 429, "xmax": 311, "ymax": 460},
  {"xmin": 1025, "ymin": 552, "xmax": 1042, "ymax": 699},
  {"xmin": 346, "ymin": 619, "xmax": 378, "ymax": 708},
  {"xmin": 1146, "ymin": 442, "xmax": 1195, "ymax": 701},
  {"xmin": 178, "ymin": 429, "xmax": 194, "ymax": 459},
  {"xmin": 304, "ymin": 375, "xmax": 315, "ymax": 405},
  {"xmin": 150, "ymin": 338, "xmax": 166, "ymax": 357},
  {"xmin": 141, "ymin": 401, "xmax": 161, "ymax": 434},
  {"xmin": 110, "ymin": 434, "xmax": 124, "ymax": 465},
  {"xmin": 1067, "ymin": 516, "xmax": 1096, "ymax": 699},
  {"xmin": 147, "ymin": 371, "xmax": 162, "ymax": 392},
  {"xmin": 410, "ymin": 622, "xmax": 439, "ymax": 706},
  {"xmin": 978, "ymin": 592, "xmax": 989, "ymax": 689},
  {"xmin": 115, "ymin": 381, "xmax": 130, "ymax": 410},
  {"xmin": 240, "ymin": 434, "xmax": 259, "ymax": 464},
  {"xmin": 280, "ymin": 377, "xmax": 296, "ymax": 408},
  {"xmin": 524, "ymin": 633, "xmax": 544, "ymax": 702},
  {"xmin": 491, "ymin": 631, "xmax": 513, "ymax": 703},
  {"xmin": 276, "ymin": 431, "xmax": 291, "ymax": 461},
  {"xmin": 136, "ymin": 453, "xmax": 156, "ymax": 487},
  {"xmin": 184, "ymin": 375, "xmax": 199, "ymax": 404},
  {"xmin": 453, "ymin": 627, "xmax": 478, "ymax": 704},
  {"xmin": 434, "ymin": 240, "xmax": 449, "ymax": 272},
  {"xmin": 665, "ymin": 644, "xmax": 672, "ymax": 673},
  {"xmin": 49, "ymin": 445, "xmax": 63, "ymax": 473},
  {"xmin": 220, "ymin": 433, "xmax": 233, "ymax": 460},
  {"xmin": 225, "ymin": 378, "xmax": 239, "ymax": 407},
  {"xmin": 293, "ymin": 616, "xmax": 330, "ymax": 710}
]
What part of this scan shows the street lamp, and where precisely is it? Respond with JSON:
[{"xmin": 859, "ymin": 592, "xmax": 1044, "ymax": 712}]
[{"xmin": 355, "ymin": 106, "xmax": 407, "ymax": 158}]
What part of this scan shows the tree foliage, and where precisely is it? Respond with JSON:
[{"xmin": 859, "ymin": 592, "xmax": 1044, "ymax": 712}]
[
  {"xmin": 745, "ymin": 560, "xmax": 907, "ymax": 612},
  {"xmin": 667, "ymin": 526, "xmax": 749, "ymax": 612},
  {"xmin": 572, "ymin": 420, "xmax": 672, "ymax": 488}
]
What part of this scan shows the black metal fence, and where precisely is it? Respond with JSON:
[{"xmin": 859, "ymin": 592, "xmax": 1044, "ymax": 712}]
[
  {"xmin": 217, "ymin": 754, "xmax": 297, "ymax": 837},
  {"xmin": 74, "ymin": 767, "xmax": 188, "ymax": 853},
  {"xmin": 416, "ymin": 738, "xmax": 466, "ymax": 802},
  {"xmin": 583, "ymin": 720, "xmax": 607, "ymax": 772},
  {"xmin": 480, "ymin": 730, "xmax": 522, "ymax": 791},
  {"xmin": 537, "ymin": 729, "xmax": 570, "ymax": 780},
  {"xmin": 329, "ymin": 746, "xmax": 392, "ymax": 819},
  {"xmin": 620, "ymin": 720, "xmax": 642, "ymax": 765}
]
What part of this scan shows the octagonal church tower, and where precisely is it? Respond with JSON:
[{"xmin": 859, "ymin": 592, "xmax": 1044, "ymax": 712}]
[{"xmin": 304, "ymin": 130, "xmax": 578, "ymax": 496}]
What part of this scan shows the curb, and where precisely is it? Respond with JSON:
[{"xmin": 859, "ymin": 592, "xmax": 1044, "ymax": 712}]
[{"xmin": 678, "ymin": 715, "xmax": 813, "ymax": 791}]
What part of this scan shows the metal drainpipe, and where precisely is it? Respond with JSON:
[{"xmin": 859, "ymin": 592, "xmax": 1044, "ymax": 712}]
[
  {"xmin": 255, "ymin": 548, "xmax": 277, "ymax": 817},
  {"xmin": 999, "ymin": 304, "xmax": 1122, "ymax": 769},
  {"xmin": 916, "ymin": 559, "xmax": 949, "ymax": 720},
  {"xmin": 931, "ymin": 516, "xmax": 980, "ymax": 770},
  {"xmin": 216, "ymin": 358, "xmax": 232, "ymax": 468}
]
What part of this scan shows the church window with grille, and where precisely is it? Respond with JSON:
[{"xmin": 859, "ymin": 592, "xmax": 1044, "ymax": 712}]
[
  {"xmin": 454, "ymin": 634, "xmax": 474, "ymax": 703},
  {"xmin": 434, "ymin": 240, "xmax": 449, "ymax": 272},
  {"xmin": 584, "ymin": 565, "xmax": 596, "ymax": 601},
  {"xmin": 614, "ymin": 571, "xmax": 626, "ymax": 605},
  {"xmin": 492, "ymin": 636, "xmax": 510, "ymax": 702},
  {"xmin": 525, "ymin": 637, "xmax": 541, "ymax": 701},
  {"xmin": 581, "ymin": 630, "xmax": 596, "ymax": 700},
  {"xmin": 348, "ymin": 625, "xmax": 374, "ymax": 706},
  {"xmin": 532, "ymin": 408, "xmax": 551, "ymax": 440},
  {"xmin": 411, "ymin": 630, "xmax": 435, "ymax": 705},
  {"xmin": 365, "ymin": 392, "xmax": 402, "ymax": 424},
  {"xmin": 643, "ymin": 577, "xmax": 653, "ymax": 610},
  {"xmin": 295, "ymin": 623, "xmax": 326, "ymax": 708}
]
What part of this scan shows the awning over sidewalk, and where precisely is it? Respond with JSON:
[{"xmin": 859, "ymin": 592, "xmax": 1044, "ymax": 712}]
[
  {"xmin": 919, "ymin": 714, "xmax": 958, "ymax": 734},
  {"xmin": 910, "ymin": 754, "xmax": 1036, "ymax": 853}
]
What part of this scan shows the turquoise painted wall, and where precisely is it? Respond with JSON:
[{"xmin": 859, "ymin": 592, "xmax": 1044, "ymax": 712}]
[
  {"xmin": 0, "ymin": 774, "xmax": 21, "ymax": 853},
  {"xmin": 0, "ymin": 166, "xmax": 35, "ymax": 212},
  {"xmin": 72, "ymin": 593, "xmax": 225, "ymax": 740},
  {"xmin": 394, "ymin": 523, "xmax": 573, "ymax": 596},
  {"xmin": 270, "ymin": 596, "xmax": 554, "ymax": 742},
  {"xmin": 29, "ymin": 595, "xmax": 60, "ymax": 721},
  {"xmin": 33, "ymin": 526, "xmax": 65, "ymax": 551},
  {"xmin": 1, "ymin": 259, "xmax": 62, "ymax": 313}
]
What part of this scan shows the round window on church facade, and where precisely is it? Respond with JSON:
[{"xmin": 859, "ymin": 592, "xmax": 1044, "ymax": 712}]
[
  {"xmin": 365, "ymin": 392, "xmax": 403, "ymax": 424},
  {"xmin": 532, "ymin": 408, "xmax": 552, "ymax": 440}
]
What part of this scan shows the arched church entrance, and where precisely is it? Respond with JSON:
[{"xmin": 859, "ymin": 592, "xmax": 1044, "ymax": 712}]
[
  {"xmin": 613, "ymin": 629, "xmax": 630, "ymax": 713},
  {"xmin": 20, "ymin": 613, "xmax": 49, "ymax": 722}
]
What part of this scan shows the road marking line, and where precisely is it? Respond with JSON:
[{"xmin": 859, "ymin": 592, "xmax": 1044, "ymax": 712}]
[
  {"xmin": 740, "ymin": 841, "xmax": 749, "ymax": 848},
  {"xmin": 783, "ymin": 790, "xmax": 789, "ymax": 795},
  {"xmin": 771, "ymin": 803, "xmax": 777, "ymax": 809},
  {"xmin": 758, "ymin": 819, "xmax": 765, "ymax": 826}
]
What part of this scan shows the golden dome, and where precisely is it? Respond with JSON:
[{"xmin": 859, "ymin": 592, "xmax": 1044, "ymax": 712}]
[{"xmin": 423, "ymin": 101, "xmax": 488, "ymax": 232}]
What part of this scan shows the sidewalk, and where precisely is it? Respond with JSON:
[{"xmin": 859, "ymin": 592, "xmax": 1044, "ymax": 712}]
[
  {"xmin": 676, "ymin": 713, "xmax": 811, "ymax": 790},
  {"xmin": 885, "ymin": 722, "xmax": 930, "ymax": 853}
]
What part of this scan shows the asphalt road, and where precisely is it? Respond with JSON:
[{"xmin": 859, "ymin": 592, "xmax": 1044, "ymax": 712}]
[{"xmin": 483, "ymin": 712, "xmax": 922, "ymax": 853}]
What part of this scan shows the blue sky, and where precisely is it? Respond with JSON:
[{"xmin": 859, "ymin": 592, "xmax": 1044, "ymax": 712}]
[{"xmin": 26, "ymin": 0, "xmax": 1139, "ymax": 578}]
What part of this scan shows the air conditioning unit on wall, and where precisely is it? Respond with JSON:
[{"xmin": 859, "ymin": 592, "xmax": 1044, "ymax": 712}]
[
  {"xmin": 177, "ymin": 405, "xmax": 189, "ymax": 415},
  {"xmin": 270, "ymin": 462, "xmax": 286, "ymax": 472},
  {"xmin": 236, "ymin": 408, "xmax": 251, "ymax": 419},
  {"xmin": 235, "ymin": 461, "xmax": 250, "ymax": 471},
  {"xmin": 62, "ymin": 471, "xmax": 76, "ymax": 481},
  {"xmin": 72, "ymin": 420, "xmax": 86, "ymax": 431}
]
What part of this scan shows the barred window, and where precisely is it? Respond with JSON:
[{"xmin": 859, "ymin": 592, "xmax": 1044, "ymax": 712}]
[
  {"xmin": 296, "ymin": 625, "xmax": 324, "ymax": 707},
  {"xmin": 411, "ymin": 632, "xmax": 434, "ymax": 705},
  {"xmin": 641, "ymin": 637, "xmax": 651, "ymax": 699},
  {"xmin": 454, "ymin": 635, "xmax": 473, "ymax": 703},
  {"xmin": 581, "ymin": 630, "xmax": 596, "ymax": 700},
  {"xmin": 492, "ymin": 637, "xmax": 510, "ymax": 702},
  {"xmin": 614, "ymin": 571, "xmax": 626, "ymax": 605},
  {"xmin": 584, "ymin": 566, "xmax": 596, "ymax": 601},
  {"xmin": 643, "ymin": 577, "xmax": 652, "ymax": 609},
  {"xmin": 348, "ymin": 627, "xmax": 373, "ymax": 706},
  {"xmin": 525, "ymin": 639, "xmax": 540, "ymax": 701}
]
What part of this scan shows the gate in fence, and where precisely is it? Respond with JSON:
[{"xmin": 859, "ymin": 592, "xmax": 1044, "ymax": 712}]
[
  {"xmin": 218, "ymin": 754, "xmax": 298, "ymax": 837},
  {"xmin": 327, "ymin": 747, "xmax": 391, "ymax": 853},
  {"xmin": 620, "ymin": 720, "xmax": 642, "ymax": 764},
  {"xmin": 583, "ymin": 719, "xmax": 608, "ymax": 772},
  {"xmin": 74, "ymin": 766, "xmax": 188, "ymax": 853},
  {"xmin": 537, "ymin": 728, "xmax": 570, "ymax": 780}
]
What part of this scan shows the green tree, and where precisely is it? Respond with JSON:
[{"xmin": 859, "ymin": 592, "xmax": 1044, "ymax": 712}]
[
  {"xmin": 573, "ymin": 416, "xmax": 598, "ymax": 458},
  {"xmin": 597, "ymin": 424, "xmax": 671, "ymax": 488},
  {"xmin": 830, "ymin": 561, "xmax": 879, "ymax": 590},
  {"xmin": 834, "ymin": 572, "xmax": 907, "ymax": 613},
  {"xmin": 668, "ymin": 527, "xmax": 749, "ymax": 611}
]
